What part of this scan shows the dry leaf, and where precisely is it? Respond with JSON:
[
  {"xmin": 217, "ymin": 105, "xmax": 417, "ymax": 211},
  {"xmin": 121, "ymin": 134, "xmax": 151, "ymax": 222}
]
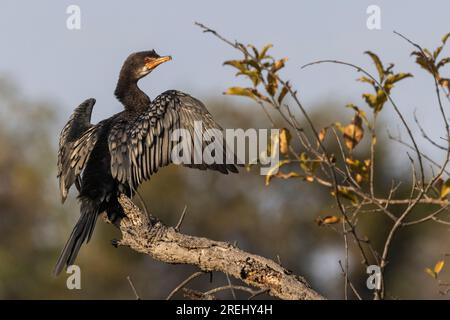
[
  {"xmin": 343, "ymin": 115, "xmax": 364, "ymax": 150},
  {"xmin": 279, "ymin": 128, "xmax": 291, "ymax": 155},
  {"xmin": 316, "ymin": 215, "xmax": 341, "ymax": 226}
]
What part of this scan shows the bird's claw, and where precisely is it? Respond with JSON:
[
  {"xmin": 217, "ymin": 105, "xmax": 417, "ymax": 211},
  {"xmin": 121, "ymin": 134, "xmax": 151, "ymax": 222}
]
[{"xmin": 111, "ymin": 239, "xmax": 120, "ymax": 248}]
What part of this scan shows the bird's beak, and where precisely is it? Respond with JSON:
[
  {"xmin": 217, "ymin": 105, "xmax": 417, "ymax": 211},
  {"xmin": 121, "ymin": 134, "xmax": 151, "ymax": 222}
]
[{"xmin": 145, "ymin": 55, "xmax": 172, "ymax": 70}]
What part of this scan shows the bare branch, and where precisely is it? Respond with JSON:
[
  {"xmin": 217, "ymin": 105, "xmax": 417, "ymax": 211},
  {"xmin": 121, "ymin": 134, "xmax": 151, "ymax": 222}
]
[{"xmin": 115, "ymin": 194, "xmax": 325, "ymax": 300}]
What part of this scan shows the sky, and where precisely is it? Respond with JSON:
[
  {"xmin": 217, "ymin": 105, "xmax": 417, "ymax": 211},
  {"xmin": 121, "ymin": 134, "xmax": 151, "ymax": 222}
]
[{"xmin": 0, "ymin": 0, "xmax": 449, "ymax": 159}]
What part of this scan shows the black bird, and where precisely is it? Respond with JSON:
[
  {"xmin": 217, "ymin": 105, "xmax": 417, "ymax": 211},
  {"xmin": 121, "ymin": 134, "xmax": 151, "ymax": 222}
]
[{"xmin": 55, "ymin": 50, "xmax": 238, "ymax": 275}]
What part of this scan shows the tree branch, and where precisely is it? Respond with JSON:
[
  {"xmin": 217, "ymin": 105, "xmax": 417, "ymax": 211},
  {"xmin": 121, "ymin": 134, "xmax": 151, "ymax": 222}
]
[{"xmin": 113, "ymin": 194, "xmax": 325, "ymax": 300}]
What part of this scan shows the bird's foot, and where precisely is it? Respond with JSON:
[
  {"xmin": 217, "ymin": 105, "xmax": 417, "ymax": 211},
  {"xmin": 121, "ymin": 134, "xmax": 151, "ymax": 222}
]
[{"xmin": 111, "ymin": 238, "xmax": 121, "ymax": 248}]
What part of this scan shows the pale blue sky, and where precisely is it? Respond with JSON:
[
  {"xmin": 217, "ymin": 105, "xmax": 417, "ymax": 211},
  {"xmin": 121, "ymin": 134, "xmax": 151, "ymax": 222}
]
[{"xmin": 1, "ymin": 0, "xmax": 449, "ymax": 161}]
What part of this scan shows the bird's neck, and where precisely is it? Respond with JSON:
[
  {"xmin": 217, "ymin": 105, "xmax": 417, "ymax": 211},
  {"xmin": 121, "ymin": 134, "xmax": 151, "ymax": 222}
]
[{"xmin": 114, "ymin": 76, "xmax": 150, "ymax": 112}]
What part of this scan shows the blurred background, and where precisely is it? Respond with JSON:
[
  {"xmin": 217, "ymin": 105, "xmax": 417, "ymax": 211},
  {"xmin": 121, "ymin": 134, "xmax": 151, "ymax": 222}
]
[{"xmin": 0, "ymin": 0, "xmax": 449, "ymax": 299}]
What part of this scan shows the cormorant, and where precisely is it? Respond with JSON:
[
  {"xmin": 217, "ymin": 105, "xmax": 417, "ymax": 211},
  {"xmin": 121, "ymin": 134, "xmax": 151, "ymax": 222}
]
[{"xmin": 55, "ymin": 50, "xmax": 238, "ymax": 275}]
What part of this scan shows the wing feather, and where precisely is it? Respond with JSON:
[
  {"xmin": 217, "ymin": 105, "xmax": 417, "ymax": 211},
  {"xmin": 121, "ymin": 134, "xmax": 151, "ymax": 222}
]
[
  {"xmin": 108, "ymin": 90, "xmax": 238, "ymax": 191},
  {"xmin": 57, "ymin": 98, "xmax": 99, "ymax": 202}
]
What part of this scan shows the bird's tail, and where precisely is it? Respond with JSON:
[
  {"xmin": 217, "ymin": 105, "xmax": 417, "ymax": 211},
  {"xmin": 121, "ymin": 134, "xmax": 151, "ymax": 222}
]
[{"xmin": 53, "ymin": 198, "xmax": 99, "ymax": 276}]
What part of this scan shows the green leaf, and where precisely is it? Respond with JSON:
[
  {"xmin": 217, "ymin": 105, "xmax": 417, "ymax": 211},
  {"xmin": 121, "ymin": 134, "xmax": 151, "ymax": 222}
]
[
  {"xmin": 434, "ymin": 45, "xmax": 444, "ymax": 60},
  {"xmin": 442, "ymin": 32, "xmax": 450, "ymax": 45},
  {"xmin": 365, "ymin": 51, "xmax": 385, "ymax": 82}
]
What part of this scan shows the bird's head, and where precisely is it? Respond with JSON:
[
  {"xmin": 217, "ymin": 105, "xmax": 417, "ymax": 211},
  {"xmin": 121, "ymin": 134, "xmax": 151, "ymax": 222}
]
[{"xmin": 120, "ymin": 50, "xmax": 172, "ymax": 81}]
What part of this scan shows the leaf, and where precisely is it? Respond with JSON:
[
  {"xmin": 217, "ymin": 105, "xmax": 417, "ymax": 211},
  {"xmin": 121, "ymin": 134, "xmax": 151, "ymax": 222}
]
[
  {"xmin": 275, "ymin": 171, "xmax": 301, "ymax": 181},
  {"xmin": 252, "ymin": 89, "xmax": 271, "ymax": 103},
  {"xmin": 434, "ymin": 260, "xmax": 445, "ymax": 274},
  {"xmin": 316, "ymin": 215, "xmax": 341, "ymax": 226},
  {"xmin": 318, "ymin": 127, "xmax": 328, "ymax": 143},
  {"xmin": 346, "ymin": 157, "xmax": 369, "ymax": 183},
  {"xmin": 278, "ymin": 82, "xmax": 290, "ymax": 104},
  {"xmin": 357, "ymin": 76, "xmax": 375, "ymax": 86},
  {"xmin": 440, "ymin": 178, "xmax": 450, "ymax": 199},
  {"xmin": 440, "ymin": 78, "xmax": 450, "ymax": 90},
  {"xmin": 385, "ymin": 73, "xmax": 413, "ymax": 86},
  {"xmin": 434, "ymin": 45, "xmax": 444, "ymax": 60},
  {"xmin": 412, "ymin": 51, "xmax": 438, "ymax": 76},
  {"xmin": 259, "ymin": 44, "xmax": 273, "ymax": 60},
  {"xmin": 365, "ymin": 51, "xmax": 385, "ymax": 82},
  {"xmin": 443, "ymin": 32, "xmax": 450, "ymax": 45},
  {"xmin": 236, "ymin": 69, "xmax": 261, "ymax": 86},
  {"xmin": 437, "ymin": 57, "xmax": 450, "ymax": 69},
  {"xmin": 362, "ymin": 93, "xmax": 377, "ymax": 110},
  {"xmin": 346, "ymin": 104, "xmax": 370, "ymax": 127},
  {"xmin": 271, "ymin": 58, "xmax": 288, "ymax": 73},
  {"xmin": 266, "ymin": 72, "xmax": 278, "ymax": 96},
  {"xmin": 334, "ymin": 186, "xmax": 359, "ymax": 205},
  {"xmin": 223, "ymin": 60, "xmax": 247, "ymax": 72},
  {"xmin": 247, "ymin": 44, "xmax": 259, "ymax": 59},
  {"xmin": 224, "ymin": 87, "xmax": 255, "ymax": 99},
  {"xmin": 299, "ymin": 152, "xmax": 310, "ymax": 173},
  {"xmin": 279, "ymin": 128, "xmax": 291, "ymax": 155},
  {"xmin": 343, "ymin": 115, "xmax": 364, "ymax": 150},
  {"xmin": 425, "ymin": 268, "xmax": 437, "ymax": 279}
]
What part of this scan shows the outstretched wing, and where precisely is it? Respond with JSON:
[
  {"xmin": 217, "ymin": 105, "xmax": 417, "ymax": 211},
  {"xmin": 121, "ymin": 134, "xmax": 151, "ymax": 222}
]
[
  {"xmin": 109, "ymin": 90, "xmax": 238, "ymax": 190},
  {"xmin": 57, "ymin": 98, "xmax": 99, "ymax": 202}
]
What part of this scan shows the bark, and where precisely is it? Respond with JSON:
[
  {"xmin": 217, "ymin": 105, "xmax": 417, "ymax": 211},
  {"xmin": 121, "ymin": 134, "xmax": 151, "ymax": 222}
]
[{"xmin": 114, "ymin": 194, "xmax": 325, "ymax": 300}]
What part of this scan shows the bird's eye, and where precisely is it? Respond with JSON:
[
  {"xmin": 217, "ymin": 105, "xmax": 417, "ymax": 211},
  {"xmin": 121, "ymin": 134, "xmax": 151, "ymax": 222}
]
[{"xmin": 144, "ymin": 57, "xmax": 153, "ymax": 63}]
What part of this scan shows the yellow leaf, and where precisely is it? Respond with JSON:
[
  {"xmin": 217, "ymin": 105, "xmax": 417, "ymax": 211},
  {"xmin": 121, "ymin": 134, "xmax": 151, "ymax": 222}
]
[
  {"xmin": 224, "ymin": 87, "xmax": 255, "ymax": 99},
  {"xmin": 279, "ymin": 128, "xmax": 291, "ymax": 155},
  {"xmin": 440, "ymin": 179, "xmax": 450, "ymax": 199},
  {"xmin": 356, "ymin": 173, "xmax": 363, "ymax": 183},
  {"xmin": 434, "ymin": 260, "xmax": 445, "ymax": 274},
  {"xmin": 343, "ymin": 115, "xmax": 364, "ymax": 150},
  {"xmin": 223, "ymin": 60, "xmax": 247, "ymax": 72},
  {"xmin": 316, "ymin": 215, "xmax": 341, "ymax": 226},
  {"xmin": 318, "ymin": 127, "xmax": 328, "ymax": 143},
  {"xmin": 425, "ymin": 267, "xmax": 437, "ymax": 279}
]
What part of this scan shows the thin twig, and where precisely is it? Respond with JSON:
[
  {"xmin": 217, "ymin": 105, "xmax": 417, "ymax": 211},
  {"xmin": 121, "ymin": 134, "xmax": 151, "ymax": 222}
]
[{"xmin": 126, "ymin": 275, "xmax": 141, "ymax": 300}]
